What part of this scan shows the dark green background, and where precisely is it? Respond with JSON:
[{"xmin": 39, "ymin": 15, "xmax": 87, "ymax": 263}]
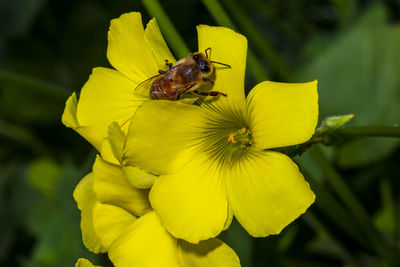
[{"xmin": 1, "ymin": 0, "xmax": 399, "ymax": 266}]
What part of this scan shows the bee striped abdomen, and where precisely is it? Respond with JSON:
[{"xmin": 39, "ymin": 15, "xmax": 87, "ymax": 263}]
[{"xmin": 150, "ymin": 78, "xmax": 180, "ymax": 100}]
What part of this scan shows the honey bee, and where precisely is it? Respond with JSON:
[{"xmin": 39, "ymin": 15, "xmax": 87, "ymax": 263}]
[{"xmin": 135, "ymin": 48, "xmax": 231, "ymax": 100}]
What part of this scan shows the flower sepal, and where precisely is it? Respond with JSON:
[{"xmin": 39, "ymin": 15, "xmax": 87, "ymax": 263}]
[{"xmin": 317, "ymin": 114, "xmax": 355, "ymax": 134}]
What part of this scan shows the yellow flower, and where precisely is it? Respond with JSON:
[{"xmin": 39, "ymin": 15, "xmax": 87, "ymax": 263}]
[
  {"xmin": 121, "ymin": 26, "xmax": 319, "ymax": 243},
  {"xmin": 62, "ymin": 8, "xmax": 317, "ymax": 254},
  {"xmin": 74, "ymin": 157, "xmax": 240, "ymax": 267},
  {"xmin": 75, "ymin": 258, "xmax": 101, "ymax": 267},
  {"xmin": 61, "ymin": 12, "xmax": 175, "ymax": 163}
]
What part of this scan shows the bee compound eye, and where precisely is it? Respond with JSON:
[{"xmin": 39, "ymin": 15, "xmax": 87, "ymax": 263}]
[
  {"xmin": 192, "ymin": 54, "xmax": 199, "ymax": 61},
  {"xmin": 201, "ymin": 65, "xmax": 210, "ymax": 73}
]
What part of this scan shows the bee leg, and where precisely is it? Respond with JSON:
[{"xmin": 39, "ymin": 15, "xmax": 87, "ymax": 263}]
[
  {"xmin": 202, "ymin": 77, "xmax": 214, "ymax": 85},
  {"xmin": 165, "ymin": 59, "xmax": 173, "ymax": 70},
  {"xmin": 158, "ymin": 60, "xmax": 173, "ymax": 74},
  {"xmin": 193, "ymin": 90, "xmax": 227, "ymax": 97}
]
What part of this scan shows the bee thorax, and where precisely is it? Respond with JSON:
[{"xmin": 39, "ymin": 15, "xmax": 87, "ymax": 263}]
[{"xmin": 177, "ymin": 65, "xmax": 199, "ymax": 83}]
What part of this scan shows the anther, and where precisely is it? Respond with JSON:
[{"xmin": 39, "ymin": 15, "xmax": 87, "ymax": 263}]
[
  {"xmin": 227, "ymin": 128, "xmax": 252, "ymax": 148},
  {"xmin": 227, "ymin": 134, "xmax": 237, "ymax": 144}
]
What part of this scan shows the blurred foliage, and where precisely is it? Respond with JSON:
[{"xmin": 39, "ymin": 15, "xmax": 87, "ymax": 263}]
[
  {"xmin": 1, "ymin": 0, "xmax": 400, "ymax": 266},
  {"xmin": 27, "ymin": 158, "xmax": 62, "ymax": 199},
  {"xmin": 300, "ymin": 4, "xmax": 400, "ymax": 167}
]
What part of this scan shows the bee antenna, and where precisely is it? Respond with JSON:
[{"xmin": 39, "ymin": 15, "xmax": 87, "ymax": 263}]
[
  {"xmin": 210, "ymin": 61, "xmax": 231, "ymax": 68},
  {"xmin": 205, "ymin": 47, "xmax": 211, "ymax": 58}
]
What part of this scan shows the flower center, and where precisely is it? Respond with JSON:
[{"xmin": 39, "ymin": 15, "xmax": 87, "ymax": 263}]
[
  {"xmin": 195, "ymin": 105, "xmax": 253, "ymax": 168},
  {"xmin": 227, "ymin": 128, "xmax": 252, "ymax": 149}
]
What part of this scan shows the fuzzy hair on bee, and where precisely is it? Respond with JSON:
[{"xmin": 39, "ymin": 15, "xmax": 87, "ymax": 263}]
[{"xmin": 135, "ymin": 48, "xmax": 231, "ymax": 101}]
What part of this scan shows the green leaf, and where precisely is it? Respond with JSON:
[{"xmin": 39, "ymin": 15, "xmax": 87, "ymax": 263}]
[
  {"xmin": 299, "ymin": 5, "xmax": 400, "ymax": 167},
  {"xmin": 373, "ymin": 179, "xmax": 396, "ymax": 237},
  {"xmin": 27, "ymin": 159, "xmax": 62, "ymax": 200}
]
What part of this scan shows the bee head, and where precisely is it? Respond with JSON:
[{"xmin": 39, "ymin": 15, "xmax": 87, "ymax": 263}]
[{"xmin": 192, "ymin": 52, "xmax": 213, "ymax": 75}]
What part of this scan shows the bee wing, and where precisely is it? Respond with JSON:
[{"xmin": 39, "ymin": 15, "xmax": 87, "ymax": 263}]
[
  {"xmin": 135, "ymin": 64, "xmax": 185, "ymax": 98},
  {"xmin": 134, "ymin": 74, "xmax": 164, "ymax": 97}
]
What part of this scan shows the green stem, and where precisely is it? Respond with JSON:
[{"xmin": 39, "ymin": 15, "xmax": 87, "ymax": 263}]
[
  {"xmin": 309, "ymin": 146, "xmax": 400, "ymax": 263},
  {"xmin": 141, "ymin": 0, "xmax": 190, "ymax": 59},
  {"xmin": 338, "ymin": 126, "xmax": 400, "ymax": 138},
  {"xmin": 202, "ymin": 0, "xmax": 233, "ymax": 27},
  {"xmin": 219, "ymin": 0, "xmax": 293, "ymax": 80},
  {"xmin": 246, "ymin": 51, "xmax": 269, "ymax": 82},
  {"xmin": 379, "ymin": 179, "xmax": 396, "ymax": 237},
  {"xmin": 280, "ymin": 125, "xmax": 400, "ymax": 157},
  {"xmin": 0, "ymin": 70, "xmax": 69, "ymax": 100},
  {"xmin": 202, "ymin": 0, "xmax": 269, "ymax": 82}
]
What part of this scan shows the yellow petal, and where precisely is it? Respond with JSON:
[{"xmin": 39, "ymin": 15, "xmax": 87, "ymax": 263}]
[
  {"xmin": 144, "ymin": 18, "xmax": 176, "ymax": 70},
  {"xmin": 107, "ymin": 12, "xmax": 159, "ymax": 83},
  {"xmin": 92, "ymin": 201, "xmax": 136, "ymax": 250},
  {"xmin": 223, "ymin": 206, "xmax": 234, "ymax": 231},
  {"xmin": 124, "ymin": 100, "xmax": 207, "ymax": 175},
  {"xmin": 106, "ymin": 122, "xmax": 126, "ymax": 162},
  {"xmin": 108, "ymin": 211, "xmax": 179, "ymax": 267},
  {"xmin": 73, "ymin": 173, "xmax": 106, "ymax": 253},
  {"xmin": 62, "ymin": 93, "xmax": 123, "ymax": 163},
  {"xmin": 150, "ymin": 150, "xmax": 230, "ymax": 243},
  {"xmin": 197, "ymin": 25, "xmax": 247, "ymax": 112},
  {"xmin": 122, "ymin": 165, "xmax": 157, "ymax": 189},
  {"xmin": 92, "ymin": 156, "xmax": 150, "ymax": 217},
  {"xmin": 74, "ymin": 173, "xmax": 137, "ymax": 253},
  {"xmin": 62, "ymin": 93, "xmax": 103, "ymax": 151},
  {"xmin": 77, "ymin": 67, "xmax": 146, "ymax": 141},
  {"xmin": 99, "ymin": 138, "xmax": 119, "ymax": 165},
  {"xmin": 75, "ymin": 258, "xmax": 102, "ymax": 267},
  {"xmin": 226, "ymin": 151, "xmax": 315, "ymax": 237},
  {"xmin": 246, "ymin": 80, "xmax": 318, "ymax": 149},
  {"xmin": 62, "ymin": 92, "xmax": 80, "ymax": 128},
  {"xmin": 178, "ymin": 238, "xmax": 241, "ymax": 267},
  {"xmin": 107, "ymin": 120, "xmax": 157, "ymax": 189}
]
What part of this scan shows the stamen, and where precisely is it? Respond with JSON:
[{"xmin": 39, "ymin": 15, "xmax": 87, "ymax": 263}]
[
  {"xmin": 227, "ymin": 134, "xmax": 237, "ymax": 144},
  {"xmin": 226, "ymin": 128, "xmax": 252, "ymax": 148}
]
